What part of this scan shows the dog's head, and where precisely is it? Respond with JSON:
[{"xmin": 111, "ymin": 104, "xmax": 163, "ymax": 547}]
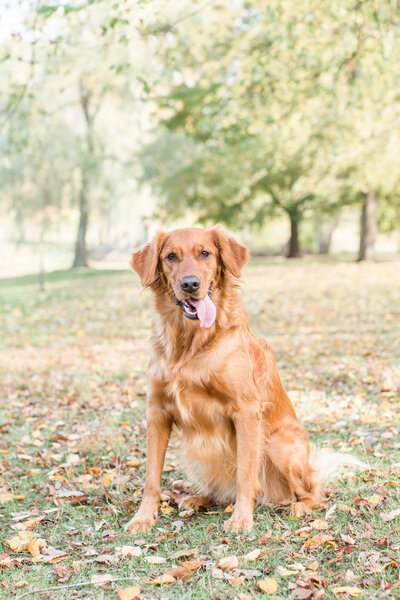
[{"xmin": 131, "ymin": 226, "xmax": 249, "ymax": 328}]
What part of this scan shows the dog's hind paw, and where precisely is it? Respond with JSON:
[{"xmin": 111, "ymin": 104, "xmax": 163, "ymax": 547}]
[
  {"xmin": 289, "ymin": 500, "xmax": 313, "ymax": 517},
  {"xmin": 179, "ymin": 495, "xmax": 211, "ymax": 514}
]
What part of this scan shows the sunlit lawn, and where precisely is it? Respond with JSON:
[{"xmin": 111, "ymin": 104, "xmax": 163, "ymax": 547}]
[{"xmin": 0, "ymin": 258, "xmax": 399, "ymax": 599}]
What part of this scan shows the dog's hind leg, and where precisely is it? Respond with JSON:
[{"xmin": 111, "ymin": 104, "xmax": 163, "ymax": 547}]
[
  {"xmin": 264, "ymin": 419, "xmax": 320, "ymax": 516},
  {"xmin": 178, "ymin": 495, "xmax": 213, "ymax": 514}
]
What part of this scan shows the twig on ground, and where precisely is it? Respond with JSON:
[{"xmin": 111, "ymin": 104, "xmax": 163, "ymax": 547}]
[{"xmin": 15, "ymin": 577, "xmax": 138, "ymax": 599}]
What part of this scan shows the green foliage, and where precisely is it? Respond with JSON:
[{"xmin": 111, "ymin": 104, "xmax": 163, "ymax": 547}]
[{"xmin": 140, "ymin": 0, "xmax": 400, "ymax": 249}]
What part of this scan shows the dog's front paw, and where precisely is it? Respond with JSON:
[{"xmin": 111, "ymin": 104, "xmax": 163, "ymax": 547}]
[
  {"xmin": 125, "ymin": 514, "xmax": 155, "ymax": 533},
  {"xmin": 224, "ymin": 513, "xmax": 253, "ymax": 532}
]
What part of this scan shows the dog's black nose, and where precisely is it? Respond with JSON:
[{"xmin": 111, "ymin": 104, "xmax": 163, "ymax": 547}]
[{"xmin": 180, "ymin": 276, "xmax": 201, "ymax": 294}]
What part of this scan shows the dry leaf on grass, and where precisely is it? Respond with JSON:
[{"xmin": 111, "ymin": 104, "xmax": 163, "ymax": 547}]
[
  {"xmin": 91, "ymin": 574, "xmax": 114, "ymax": 586},
  {"xmin": 235, "ymin": 595, "xmax": 253, "ymax": 600},
  {"xmin": 165, "ymin": 566, "xmax": 193, "ymax": 581},
  {"xmin": 340, "ymin": 533, "xmax": 355, "ymax": 545},
  {"xmin": 302, "ymin": 533, "xmax": 337, "ymax": 550},
  {"xmin": 180, "ymin": 559, "xmax": 204, "ymax": 571},
  {"xmin": 160, "ymin": 501, "xmax": 176, "ymax": 515},
  {"xmin": 275, "ymin": 565, "xmax": 299, "ymax": 577},
  {"xmin": 217, "ymin": 556, "xmax": 239, "ymax": 570},
  {"xmin": 258, "ymin": 578, "xmax": 278, "ymax": 594},
  {"xmin": 242, "ymin": 548, "xmax": 262, "ymax": 561},
  {"xmin": 380, "ymin": 508, "xmax": 400, "ymax": 522},
  {"xmin": 310, "ymin": 519, "xmax": 328, "ymax": 530},
  {"xmin": 0, "ymin": 492, "xmax": 26, "ymax": 503},
  {"xmin": 224, "ymin": 503, "xmax": 234, "ymax": 513},
  {"xmin": 145, "ymin": 574, "xmax": 176, "ymax": 585},
  {"xmin": 6, "ymin": 530, "xmax": 47, "ymax": 556},
  {"xmin": 228, "ymin": 576, "xmax": 245, "ymax": 588},
  {"xmin": 115, "ymin": 545, "xmax": 141, "ymax": 558},
  {"xmin": 117, "ymin": 584, "xmax": 140, "ymax": 600},
  {"xmin": 332, "ymin": 586, "xmax": 362, "ymax": 597},
  {"xmin": 173, "ymin": 547, "xmax": 198, "ymax": 559},
  {"xmin": 146, "ymin": 555, "xmax": 166, "ymax": 564},
  {"xmin": 0, "ymin": 553, "xmax": 21, "ymax": 568},
  {"xmin": 367, "ymin": 494, "xmax": 383, "ymax": 508}
]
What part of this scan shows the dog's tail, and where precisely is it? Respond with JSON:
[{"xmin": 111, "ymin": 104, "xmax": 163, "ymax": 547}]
[{"xmin": 311, "ymin": 448, "xmax": 368, "ymax": 483}]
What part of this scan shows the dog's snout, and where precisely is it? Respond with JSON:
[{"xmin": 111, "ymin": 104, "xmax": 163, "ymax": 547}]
[{"xmin": 180, "ymin": 275, "xmax": 201, "ymax": 294}]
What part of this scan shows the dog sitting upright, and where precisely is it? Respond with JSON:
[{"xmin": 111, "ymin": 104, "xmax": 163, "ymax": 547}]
[{"xmin": 126, "ymin": 226, "xmax": 322, "ymax": 533}]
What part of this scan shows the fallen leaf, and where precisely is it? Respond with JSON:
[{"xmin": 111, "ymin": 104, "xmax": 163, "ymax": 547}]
[
  {"xmin": 0, "ymin": 492, "xmax": 26, "ymax": 503},
  {"xmin": 165, "ymin": 566, "xmax": 192, "ymax": 581},
  {"xmin": 276, "ymin": 565, "xmax": 299, "ymax": 577},
  {"xmin": 6, "ymin": 530, "xmax": 47, "ymax": 555},
  {"xmin": 340, "ymin": 533, "xmax": 355, "ymax": 545},
  {"xmin": 91, "ymin": 574, "xmax": 114, "ymax": 586},
  {"xmin": 302, "ymin": 533, "xmax": 337, "ymax": 550},
  {"xmin": 173, "ymin": 547, "xmax": 198, "ymax": 559},
  {"xmin": 259, "ymin": 535, "xmax": 271, "ymax": 544},
  {"xmin": 258, "ymin": 578, "xmax": 278, "ymax": 594},
  {"xmin": 212, "ymin": 566, "xmax": 225, "ymax": 579},
  {"xmin": 103, "ymin": 473, "xmax": 111, "ymax": 488},
  {"xmin": 332, "ymin": 586, "xmax": 362, "ymax": 597},
  {"xmin": 115, "ymin": 545, "xmax": 142, "ymax": 558},
  {"xmin": 242, "ymin": 548, "xmax": 262, "ymax": 561},
  {"xmin": 380, "ymin": 508, "xmax": 400, "ymax": 522},
  {"xmin": 367, "ymin": 494, "xmax": 382, "ymax": 508},
  {"xmin": 235, "ymin": 594, "xmax": 253, "ymax": 600},
  {"xmin": 229, "ymin": 576, "xmax": 245, "ymax": 588},
  {"xmin": 180, "ymin": 559, "xmax": 204, "ymax": 571},
  {"xmin": 160, "ymin": 501, "xmax": 176, "ymax": 515},
  {"xmin": 14, "ymin": 580, "xmax": 28, "ymax": 588},
  {"xmin": 310, "ymin": 519, "xmax": 328, "ymax": 530},
  {"xmin": 225, "ymin": 503, "xmax": 234, "ymax": 513},
  {"xmin": 146, "ymin": 556, "xmax": 166, "ymax": 564},
  {"xmin": 0, "ymin": 553, "xmax": 20, "ymax": 568},
  {"xmin": 217, "ymin": 556, "xmax": 239, "ymax": 570},
  {"xmin": 145, "ymin": 574, "xmax": 176, "ymax": 585},
  {"xmin": 117, "ymin": 584, "xmax": 140, "ymax": 600},
  {"xmin": 294, "ymin": 588, "xmax": 314, "ymax": 599},
  {"xmin": 27, "ymin": 537, "xmax": 44, "ymax": 557}
]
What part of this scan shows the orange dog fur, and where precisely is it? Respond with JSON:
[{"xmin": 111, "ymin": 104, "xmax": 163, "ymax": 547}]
[{"xmin": 126, "ymin": 226, "xmax": 321, "ymax": 533}]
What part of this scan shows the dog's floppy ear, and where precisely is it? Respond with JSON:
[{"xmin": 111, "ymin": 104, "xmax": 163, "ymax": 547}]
[
  {"xmin": 210, "ymin": 226, "xmax": 249, "ymax": 278},
  {"xmin": 131, "ymin": 232, "xmax": 166, "ymax": 287}
]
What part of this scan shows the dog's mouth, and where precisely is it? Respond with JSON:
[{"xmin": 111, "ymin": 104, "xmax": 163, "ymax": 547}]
[
  {"xmin": 174, "ymin": 289, "xmax": 216, "ymax": 328},
  {"xmin": 179, "ymin": 298, "xmax": 200, "ymax": 321}
]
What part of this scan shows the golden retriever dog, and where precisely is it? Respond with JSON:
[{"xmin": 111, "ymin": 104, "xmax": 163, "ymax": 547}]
[{"xmin": 126, "ymin": 226, "xmax": 354, "ymax": 533}]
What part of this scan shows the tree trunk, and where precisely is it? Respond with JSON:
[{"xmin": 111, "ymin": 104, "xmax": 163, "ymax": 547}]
[
  {"xmin": 73, "ymin": 180, "xmax": 89, "ymax": 267},
  {"xmin": 358, "ymin": 192, "xmax": 376, "ymax": 261},
  {"xmin": 287, "ymin": 211, "xmax": 302, "ymax": 258},
  {"xmin": 71, "ymin": 78, "xmax": 101, "ymax": 269},
  {"xmin": 317, "ymin": 215, "xmax": 339, "ymax": 255}
]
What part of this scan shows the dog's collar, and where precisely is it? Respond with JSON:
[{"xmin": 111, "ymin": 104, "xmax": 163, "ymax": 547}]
[{"xmin": 173, "ymin": 285, "xmax": 212, "ymax": 307}]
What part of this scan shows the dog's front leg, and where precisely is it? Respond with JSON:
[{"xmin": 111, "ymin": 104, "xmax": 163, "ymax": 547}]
[
  {"xmin": 125, "ymin": 397, "xmax": 172, "ymax": 533},
  {"xmin": 225, "ymin": 406, "xmax": 261, "ymax": 532}
]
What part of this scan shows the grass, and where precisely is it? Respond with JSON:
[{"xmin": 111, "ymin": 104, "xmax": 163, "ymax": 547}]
[{"xmin": 0, "ymin": 259, "xmax": 399, "ymax": 600}]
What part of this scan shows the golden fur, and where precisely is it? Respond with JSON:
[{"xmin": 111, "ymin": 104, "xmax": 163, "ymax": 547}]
[{"xmin": 126, "ymin": 226, "xmax": 320, "ymax": 533}]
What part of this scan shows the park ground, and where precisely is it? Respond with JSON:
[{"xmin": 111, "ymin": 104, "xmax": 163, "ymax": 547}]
[{"xmin": 0, "ymin": 258, "xmax": 399, "ymax": 600}]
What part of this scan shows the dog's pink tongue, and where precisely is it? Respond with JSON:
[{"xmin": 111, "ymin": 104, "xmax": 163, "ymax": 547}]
[{"xmin": 190, "ymin": 295, "xmax": 216, "ymax": 328}]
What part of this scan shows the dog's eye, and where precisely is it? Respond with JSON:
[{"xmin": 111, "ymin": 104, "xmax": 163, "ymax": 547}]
[
  {"xmin": 200, "ymin": 250, "xmax": 210, "ymax": 258},
  {"xmin": 166, "ymin": 252, "xmax": 178, "ymax": 262}
]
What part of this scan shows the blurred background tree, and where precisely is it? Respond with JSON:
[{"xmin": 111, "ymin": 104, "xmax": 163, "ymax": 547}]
[{"xmin": 1, "ymin": 0, "xmax": 400, "ymax": 277}]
